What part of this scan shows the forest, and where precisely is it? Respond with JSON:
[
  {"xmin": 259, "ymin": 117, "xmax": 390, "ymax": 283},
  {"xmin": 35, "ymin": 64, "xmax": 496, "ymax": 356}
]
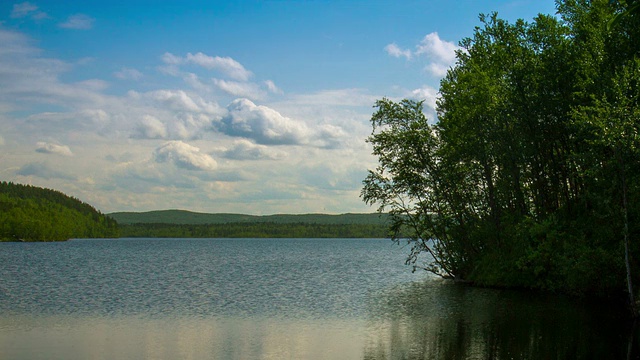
[
  {"xmin": 362, "ymin": 0, "xmax": 640, "ymax": 301},
  {"xmin": 0, "ymin": 181, "xmax": 119, "ymax": 241}
]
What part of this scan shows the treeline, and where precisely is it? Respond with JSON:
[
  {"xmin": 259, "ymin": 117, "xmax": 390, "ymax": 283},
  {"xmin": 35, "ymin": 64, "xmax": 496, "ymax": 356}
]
[
  {"xmin": 363, "ymin": 1, "xmax": 640, "ymax": 298},
  {"xmin": 0, "ymin": 181, "xmax": 119, "ymax": 241},
  {"xmin": 119, "ymin": 222, "xmax": 390, "ymax": 238}
]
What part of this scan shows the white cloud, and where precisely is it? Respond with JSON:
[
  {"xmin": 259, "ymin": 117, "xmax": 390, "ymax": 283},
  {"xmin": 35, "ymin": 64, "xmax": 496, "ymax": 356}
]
[
  {"xmin": 217, "ymin": 98, "xmax": 311, "ymax": 145},
  {"xmin": 384, "ymin": 43, "xmax": 411, "ymax": 60},
  {"xmin": 162, "ymin": 52, "xmax": 253, "ymax": 81},
  {"xmin": 221, "ymin": 139, "xmax": 286, "ymax": 160},
  {"xmin": 35, "ymin": 141, "xmax": 73, "ymax": 156},
  {"xmin": 385, "ymin": 32, "xmax": 460, "ymax": 77},
  {"xmin": 154, "ymin": 140, "xmax": 218, "ymax": 171},
  {"xmin": 11, "ymin": 2, "xmax": 48, "ymax": 20},
  {"xmin": 416, "ymin": 32, "xmax": 458, "ymax": 64},
  {"xmin": 59, "ymin": 14, "xmax": 95, "ymax": 30},
  {"xmin": 134, "ymin": 115, "xmax": 167, "ymax": 139},
  {"xmin": 185, "ymin": 52, "xmax": 252, "ymax": 81},
  {"xmin": 114, "ymin": 67, "xmax": 143, "ymax": 80}
]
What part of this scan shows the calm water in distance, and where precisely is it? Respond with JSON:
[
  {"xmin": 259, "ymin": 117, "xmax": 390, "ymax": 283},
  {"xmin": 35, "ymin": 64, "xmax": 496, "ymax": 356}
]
[{"xmin": 0, "ymin": 238, "xmax": 637, "ymax": 359}]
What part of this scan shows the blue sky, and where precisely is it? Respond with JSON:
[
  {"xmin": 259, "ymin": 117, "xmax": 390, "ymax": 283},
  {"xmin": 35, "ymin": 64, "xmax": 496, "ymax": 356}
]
[{"xmin": 0, "ymin": 0, "xmax": 557, "ymax": 214}]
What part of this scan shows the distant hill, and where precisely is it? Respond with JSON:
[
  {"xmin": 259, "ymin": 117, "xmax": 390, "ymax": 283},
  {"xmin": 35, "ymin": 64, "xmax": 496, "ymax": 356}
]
[
  {"xmin": 0, "ymin": 181, "xmax": 119, "ymax": 241},
  {"xmin": 109, "ymin": 210, "xmax": 391, "ymax": 225}
]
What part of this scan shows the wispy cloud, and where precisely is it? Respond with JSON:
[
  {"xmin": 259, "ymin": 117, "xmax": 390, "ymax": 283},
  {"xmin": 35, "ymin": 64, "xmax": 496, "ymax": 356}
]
[
  {"xmin": 35, "ymin": 141, "xmax": 73, "ymax": 156},
  {"xmin": 114, "ymin": 67, "xmax": 143, "ymax": 80},
  {"xmin": 11, "ymin": 2, "xmax": 48, "ymax": 20},
  {"xmin": 59, "ymin": 14, "xmax": 95, "ymax": 30}
]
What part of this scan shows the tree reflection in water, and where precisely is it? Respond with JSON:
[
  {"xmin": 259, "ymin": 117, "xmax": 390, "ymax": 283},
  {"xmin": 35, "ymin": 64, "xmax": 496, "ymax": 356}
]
[{"xmin": 364, "ymin": 280, "xmax": 637, "ymax": 359}]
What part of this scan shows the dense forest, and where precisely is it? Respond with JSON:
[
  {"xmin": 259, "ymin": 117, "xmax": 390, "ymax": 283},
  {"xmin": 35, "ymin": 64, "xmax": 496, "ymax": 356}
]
[
  {"xmin": 362, "ymin": 0, "xmax": 640, "ymax": 302},
  {"xmin": 119, "ymin": 222, "xmax": 389, "ymax": 238},
  {"xmin": 0, "ymin": 181, "xmax": 119, "ymax": 241}
]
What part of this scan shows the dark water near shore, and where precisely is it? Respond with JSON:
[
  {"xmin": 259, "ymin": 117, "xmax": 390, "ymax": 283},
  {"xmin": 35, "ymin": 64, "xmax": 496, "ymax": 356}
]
[{"xmin": 0, "ymin": 238, "xmax": 637, "ymax": 359}]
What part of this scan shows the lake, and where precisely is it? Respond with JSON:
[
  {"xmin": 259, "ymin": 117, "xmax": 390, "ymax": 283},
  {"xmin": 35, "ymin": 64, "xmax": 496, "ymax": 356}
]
[{"xmin": 0, "ymin": 238, "xmax": 636, "ymax": 359}]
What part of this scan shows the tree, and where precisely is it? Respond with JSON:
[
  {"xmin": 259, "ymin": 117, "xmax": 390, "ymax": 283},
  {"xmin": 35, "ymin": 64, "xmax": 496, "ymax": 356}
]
[{"xmin": 363, "ymin": 1, "xmax": 640, "ymax": 307}]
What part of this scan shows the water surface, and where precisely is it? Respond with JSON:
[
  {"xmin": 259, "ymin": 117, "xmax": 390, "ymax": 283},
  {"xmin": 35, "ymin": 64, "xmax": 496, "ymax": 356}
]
[{"xmin": 0, "ymin": 238, "xmax": 636, "ymax": 359}]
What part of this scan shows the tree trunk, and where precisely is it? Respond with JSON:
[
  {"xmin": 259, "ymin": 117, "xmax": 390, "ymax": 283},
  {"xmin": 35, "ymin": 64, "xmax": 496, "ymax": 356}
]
[{"xmin": 619, "ymin": 150, "xmax": 637, "ymax": 317}]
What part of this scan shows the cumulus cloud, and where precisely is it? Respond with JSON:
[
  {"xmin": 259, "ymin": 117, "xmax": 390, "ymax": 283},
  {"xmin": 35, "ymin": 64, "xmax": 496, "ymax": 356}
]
[
  {"xmin": 35, "ymin": 141, "xmax": 73, "ymax": 156},
  {"xmin": 133, "ymin": 115, "xmax": 167, "ymax": 139},
  {"xmin": 16, "ymin": 162, "xmax": 75, "ymax": 180},
  {"xmin": 221, "ymin": 139, "xmax": 286, "ymax": 160},
  {"xmin": 217, "ymin": 98, "xmax": 311, "ymax": 145},
  {"xmin": 161, "ymin": 52, "xmax": 252, "ymax": 81},
  {"xmin": 114, "ymin": 67, "xmax": 143, "ymax": 80},
  {"xmin": 59, "ymin": 14, "xmax": 95, "ymax": 30},
  {"xmin": 11, "ymin": 2, "xmax": 48, "ymax": 20},
  {"xmin": 385, "ymin": 32, "xmax": 460, "ymax": 77},
  {"xmin": 154, "ymin": 140, "xmax": 217, "ymax": 171}
]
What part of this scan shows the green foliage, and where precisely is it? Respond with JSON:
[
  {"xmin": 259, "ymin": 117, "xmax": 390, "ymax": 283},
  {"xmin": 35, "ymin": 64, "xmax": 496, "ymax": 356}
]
[
  {"xmin": 0, "ymin": 181, "xmax": 119, "ymax": 241},
  {"xmin": 363, "ymin": 0, "xmax": 640, "ymax": 297}
]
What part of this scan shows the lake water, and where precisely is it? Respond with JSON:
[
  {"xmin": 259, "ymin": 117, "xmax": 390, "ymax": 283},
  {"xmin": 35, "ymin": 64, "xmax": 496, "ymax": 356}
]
[{"xmin": 0, "ymin": 238, "xmax": 636, "ymax": 359}]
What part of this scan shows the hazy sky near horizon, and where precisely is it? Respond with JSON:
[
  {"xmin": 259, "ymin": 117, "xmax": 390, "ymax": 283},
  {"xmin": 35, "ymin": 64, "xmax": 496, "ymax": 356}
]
[{"xmin": 0, "ymin": 0, "xmax": 557, "ymax": 214}]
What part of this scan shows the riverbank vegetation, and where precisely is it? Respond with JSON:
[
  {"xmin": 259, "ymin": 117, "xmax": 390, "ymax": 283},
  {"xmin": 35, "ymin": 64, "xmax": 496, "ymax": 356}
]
[
  {"xmin": 0, "ymin": 181, "xmax": 119, "ymax": 241},
  {"xmin": 362, "ymin": 0, "xmax": 640, "ymax": 300}
]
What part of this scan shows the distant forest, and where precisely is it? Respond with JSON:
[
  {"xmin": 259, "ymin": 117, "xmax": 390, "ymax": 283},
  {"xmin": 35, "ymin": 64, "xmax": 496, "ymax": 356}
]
[
  {"xmin": 119, "ymin": 222, "xmax": 389, "ymax": 238},
  {"xmin": 0, "ymin": 184, "xmax": 389, "ymax": 241},
  {"xmin": 113, "ymin": 210, "xmax": 392, "ymax": 238},
  {"xmin": 0, "ymin": 181, "xmax": 119, "ymax": 241}
]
